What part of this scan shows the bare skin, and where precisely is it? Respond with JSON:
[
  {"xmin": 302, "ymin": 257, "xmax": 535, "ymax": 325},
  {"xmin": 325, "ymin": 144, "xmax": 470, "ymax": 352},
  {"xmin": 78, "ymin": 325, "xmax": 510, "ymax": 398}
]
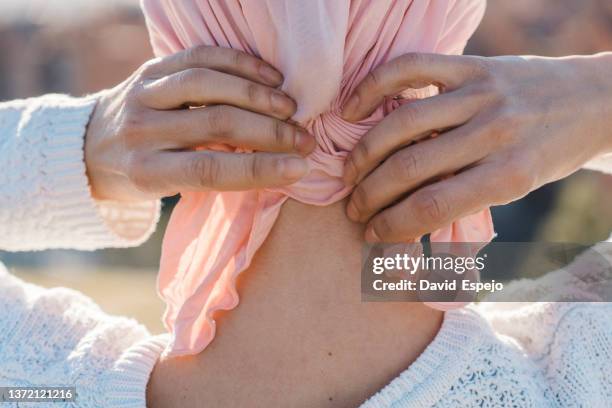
[{"xmin": 147, "ymin": 198, "xmax": 443, "ymax": 407}]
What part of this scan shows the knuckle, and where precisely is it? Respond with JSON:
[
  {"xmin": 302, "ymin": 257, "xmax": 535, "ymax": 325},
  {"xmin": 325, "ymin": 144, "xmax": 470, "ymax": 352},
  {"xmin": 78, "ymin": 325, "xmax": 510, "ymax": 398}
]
[
  {"xmin": 351, "ymin": 185, "xmax": 371, "ymax": 214},
  {"xmin": 190, "ymin": 155, "xmax": 220, "ymax": 188},
  {"xmin": 464, "ymin": 64, "xmax": 502, "ymax": 99},
  {"xmin": 413, "ymin": 190, "xmax": 449, "ymax": 223},
  {"xmin": 465, "ymin": 86, "xmax": 493, "ymax": 110},
  {"xmin": 185, "ymin": 45, "xmax": 212, "ymax": 64},
  {"xmin": 397, "ymin": 52, "xmax": 426, "ymax": 70},
  {"xmin": 374, "ymin": 215, "xmax": 395, "ymax": 240},
  {"xmin": 477, "ymin": 73, "xmax": 507, "ymax": 105},
  {"xmin": 467, "ymin": 56, "xmax": 494, "ymax": 79},
  {"xmin": 248, "ymin": 155, "xmax": 266, "ymax": 183},
  {"xmin": 139, "ymin": 58, "xmax": 162, "ymax": 77},
  {"xmin": 126, "ymin": 84, "xmax": 144, "ymax": 105},
  {"xmin": 178, "ymin": 68, "xmax": 206, "ymax": 88},
  {"xmin": 362, "ymin": 70, "xmax": 383, "ymax": 94},
  {"xmin": 395, "ymin": 104, "xmax": 421, "ymax": 130},
  {"xmin": 232, "ymin": 50, "xmax": 251, "ymax": 71},
  {"xmin": 273, "ymin": 120, "xmax": 285, "ymax": 146},
  {"xmin": 390, "ymin": 150, "xmax": 421, "ymax": 182},
  {"xmin": 204, "ymin": 106, "xmax": 232, "ymax": 135},
  {"xmin": 273, "ymin": 121, "xmax": 294, "ymax": 150},
  {"xmin": 245, "ymin": 81, "xmax": 264, "ymax": 105},
  {"xmin": 463, "ymin": 81, "xmax": 494, "ymax": 102},
  {"xmin": 125, "ymin": 74, "xmax": 151, "ymax": 103},
  {"xmin": 351, "ymin": 141, "xmax": 372, "ymax": 170}
]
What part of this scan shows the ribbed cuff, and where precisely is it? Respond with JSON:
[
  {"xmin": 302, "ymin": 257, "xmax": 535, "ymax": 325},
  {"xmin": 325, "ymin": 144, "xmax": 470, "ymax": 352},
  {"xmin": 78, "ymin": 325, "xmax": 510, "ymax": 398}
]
[
  {"xmin": 95, "ymin": 200, "xmax": 161, "ymax": 248},
  {"xmin": 36, "ymin": 94, "xmax": 160, "ymax": 250},
  {"xmin": 104, "ymin": 334, "xmax": 170, "ymax": 408}
]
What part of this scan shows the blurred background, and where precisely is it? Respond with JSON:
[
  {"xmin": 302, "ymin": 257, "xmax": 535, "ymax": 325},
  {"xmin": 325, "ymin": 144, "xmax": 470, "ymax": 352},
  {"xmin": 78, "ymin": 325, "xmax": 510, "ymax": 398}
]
[{"xmin": 1, "ymin": 0, "xmax": 611, "ymax": 333}]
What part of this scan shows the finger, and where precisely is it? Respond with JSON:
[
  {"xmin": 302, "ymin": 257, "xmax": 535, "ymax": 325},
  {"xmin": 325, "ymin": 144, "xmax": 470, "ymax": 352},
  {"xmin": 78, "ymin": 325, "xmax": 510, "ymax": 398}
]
[
  {"xmin": 139, "ymin": 68, "xmax": 296, "ymax": 118},
  {"xmin": 342, "ymin": 53, "xmax": 487, "ymax": 122},
  {"xmin": 343, "ymin": 88, "xmax": 485, "ymax": 185},
  {"xmin": 364, "ymin": 164, "xmax": 503, "ymax": 243},
  {"xmin": 347, "ymin": 122, "xmax": 488, "ymax": 223},
  {"xmin": 142, "ymin": 151, "xmax": 310, "ymax": 193},
  {"xmin": 144, "ymin": 45, "xmax": 283, "ymax": 86},
  {"xmin": 150, "ymin": 106, "xmax": 315, "ymax": 155}
]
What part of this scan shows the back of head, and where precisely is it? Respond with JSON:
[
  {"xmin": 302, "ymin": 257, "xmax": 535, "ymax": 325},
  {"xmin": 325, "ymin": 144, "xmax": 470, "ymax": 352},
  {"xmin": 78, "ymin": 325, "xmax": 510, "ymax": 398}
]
[{"xmin": 140, "ymin": 0, "xmax": 491, "ymax": 356}]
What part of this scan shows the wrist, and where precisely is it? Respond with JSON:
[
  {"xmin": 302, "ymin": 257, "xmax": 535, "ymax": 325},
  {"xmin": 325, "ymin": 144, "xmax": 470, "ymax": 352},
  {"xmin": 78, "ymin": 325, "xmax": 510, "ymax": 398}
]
[{"xmin": 84, "ymin": 89, "xmax": 126, "ymax": 201}]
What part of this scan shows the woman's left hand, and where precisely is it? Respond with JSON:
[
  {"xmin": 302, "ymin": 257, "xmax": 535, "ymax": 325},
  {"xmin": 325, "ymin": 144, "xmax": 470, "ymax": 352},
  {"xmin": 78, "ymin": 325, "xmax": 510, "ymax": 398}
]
[{"xmin": 341, "ymin": 52, "xmax": 612, "ymax": 242}]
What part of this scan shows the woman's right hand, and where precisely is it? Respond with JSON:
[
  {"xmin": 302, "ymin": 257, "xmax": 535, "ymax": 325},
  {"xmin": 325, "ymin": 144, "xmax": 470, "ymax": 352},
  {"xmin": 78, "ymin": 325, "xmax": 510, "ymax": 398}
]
[{"xmin": 85, "ymin": 46, "xmax": 315, "ymax": 201}]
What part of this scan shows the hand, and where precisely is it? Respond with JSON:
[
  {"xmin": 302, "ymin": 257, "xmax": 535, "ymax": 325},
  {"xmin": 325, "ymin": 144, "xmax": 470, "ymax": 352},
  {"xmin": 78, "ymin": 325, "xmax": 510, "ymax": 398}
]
[
  {"xmin": 85, "ymin": 46, "xmax": 315, "ymax": 201},
  {"xmin": 341, "ymin": 52, "xmax": 612, "ymax": 242}
]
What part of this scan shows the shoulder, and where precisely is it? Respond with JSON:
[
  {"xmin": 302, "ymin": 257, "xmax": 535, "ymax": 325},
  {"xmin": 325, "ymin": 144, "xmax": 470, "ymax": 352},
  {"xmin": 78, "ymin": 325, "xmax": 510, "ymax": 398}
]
[{"xmin": 540, "ymin": 303, "xmax": 611, "ymax": 406}]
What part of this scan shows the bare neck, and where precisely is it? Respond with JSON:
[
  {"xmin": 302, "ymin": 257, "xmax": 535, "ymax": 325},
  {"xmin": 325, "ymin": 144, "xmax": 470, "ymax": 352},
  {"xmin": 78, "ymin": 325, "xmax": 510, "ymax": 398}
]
[{"xmin": 149, "ymin": 198, "xmax": 443, "ymax": 407}]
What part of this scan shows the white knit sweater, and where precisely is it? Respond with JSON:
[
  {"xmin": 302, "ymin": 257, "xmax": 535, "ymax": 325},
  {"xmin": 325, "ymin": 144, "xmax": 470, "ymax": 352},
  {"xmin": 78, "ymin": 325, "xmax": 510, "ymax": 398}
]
[
  {"xmin": 0, "ymin": 94, "xmax": 611, "ymax": 407},
  {"xmin": 0, "ymin": 95, "xmax": 167, "ymax": 407}
]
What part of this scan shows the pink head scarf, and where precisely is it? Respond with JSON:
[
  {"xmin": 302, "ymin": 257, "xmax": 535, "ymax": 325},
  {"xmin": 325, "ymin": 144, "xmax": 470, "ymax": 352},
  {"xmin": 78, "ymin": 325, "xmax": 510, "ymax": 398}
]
[{"xmin": 142, "ymin": 0, "xmax": 493, "ymax": 356}]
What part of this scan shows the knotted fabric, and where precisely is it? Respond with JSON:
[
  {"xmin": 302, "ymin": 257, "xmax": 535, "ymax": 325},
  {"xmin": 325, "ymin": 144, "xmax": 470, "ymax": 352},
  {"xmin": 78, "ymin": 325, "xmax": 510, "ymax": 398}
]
[{"xmin": 142, "ymin": 0, "xmax": 493, "ymax": 356}]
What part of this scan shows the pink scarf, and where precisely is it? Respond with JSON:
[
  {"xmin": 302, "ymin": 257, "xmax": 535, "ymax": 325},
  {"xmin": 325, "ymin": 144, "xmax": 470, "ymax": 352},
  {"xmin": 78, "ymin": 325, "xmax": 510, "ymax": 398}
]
[{"xmin": 142, "ymin": 0, "xmax": 492, "ymax": 356}]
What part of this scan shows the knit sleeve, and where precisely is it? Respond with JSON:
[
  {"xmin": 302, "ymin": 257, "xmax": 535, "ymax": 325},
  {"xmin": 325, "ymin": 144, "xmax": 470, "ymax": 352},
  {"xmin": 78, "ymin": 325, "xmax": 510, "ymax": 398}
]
[
  {"xmin": 0, "ymin": 94, "xmax": 161, "ymax": 251},
  {"xmin": 0, "ymin": 264, "xmax": 169, "ymax": 407}
]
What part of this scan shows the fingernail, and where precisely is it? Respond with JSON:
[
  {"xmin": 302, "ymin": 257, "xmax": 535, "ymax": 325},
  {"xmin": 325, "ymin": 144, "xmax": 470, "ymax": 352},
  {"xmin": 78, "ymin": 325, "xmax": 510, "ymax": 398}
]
[
  {"xmin": 271, "ymin": 91, "xmax": 290, "ymax": 113},
  {"xmin": 341, "ymin": 94, "xmax": 360, "ymax": 121},
  {"xmin": 279, "ymin": 156, "xmax": 309, "ymax": 180},
  {"xmin": 346, "ymin": 200, "xmax": 359, "ymax": 221},
  {"xmin": 295, "ymin": 129, "xmax": 315, "ymax": 154},
  {"xmin": 365, "ymin": 225, "xmax": 381, "ymax": 243},
  {"xmin": 259, "ymin": 64, "xmax": 283, "ymax": 84}
]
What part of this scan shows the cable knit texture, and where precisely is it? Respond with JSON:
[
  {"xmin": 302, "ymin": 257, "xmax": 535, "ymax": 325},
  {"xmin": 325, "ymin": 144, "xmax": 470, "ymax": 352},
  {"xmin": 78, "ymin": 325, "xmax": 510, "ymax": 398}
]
[
  {"xmin": 0, "ymin": 93, "xmax": 611, "ymax": 407},
  {"xmin": 363, "ymin": 301, "xmax": 612, "ymax": 408},
  {"xmin": 0, "ymin": 94, "xmax": 166, "ymax": 407},
  {"xmin": 0, "ymin": 94, "xmax": 161, "ymax": 251},
  {"xmin": 0, "ymin": 265, "xmax": 169, "ymax": 408}
]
